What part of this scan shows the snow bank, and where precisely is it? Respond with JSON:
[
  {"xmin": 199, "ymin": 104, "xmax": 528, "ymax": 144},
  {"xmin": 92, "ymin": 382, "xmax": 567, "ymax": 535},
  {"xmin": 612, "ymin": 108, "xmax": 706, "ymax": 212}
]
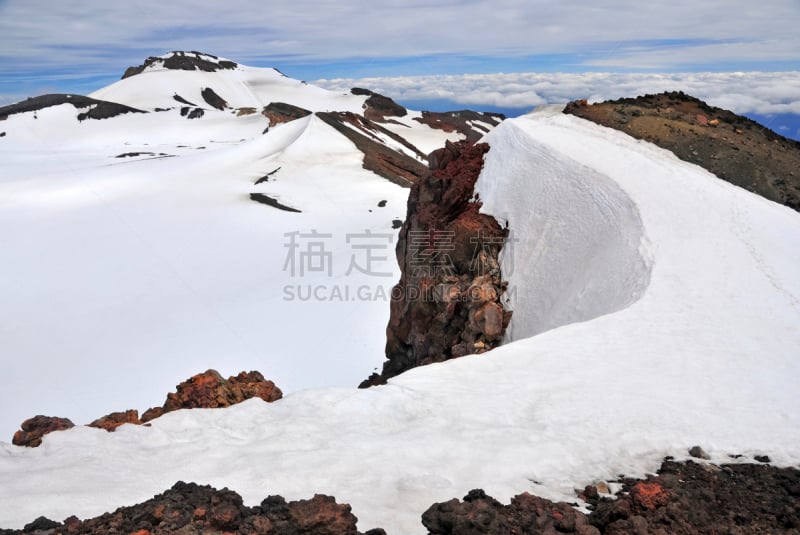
[{"xmin": 476, "ymin": 106, "xmax": 651, "ymax": 340}]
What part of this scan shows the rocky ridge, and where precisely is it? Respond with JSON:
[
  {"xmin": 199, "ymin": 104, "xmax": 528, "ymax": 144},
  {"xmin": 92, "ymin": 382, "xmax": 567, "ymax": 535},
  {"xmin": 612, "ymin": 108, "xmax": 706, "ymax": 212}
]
[
  {"xmin": 564, "ymin": 92, "xmax": 800, "ymax": 211},
  {"xmin": 414, "ymin": 110, "xmax": 505, "ymax": 143},
  {"xmin": 0, "ymin": 94, "xmax": 145, "ymax": 121},
  {"xmin": 361, "ymin": 140, "xmax": 511, "ymax": 387}
]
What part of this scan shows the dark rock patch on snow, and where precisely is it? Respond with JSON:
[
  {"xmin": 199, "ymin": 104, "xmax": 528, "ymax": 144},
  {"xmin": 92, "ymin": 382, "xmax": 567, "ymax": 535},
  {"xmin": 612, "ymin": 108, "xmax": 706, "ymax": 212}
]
[
  {"xmin": 316, "ymin": 111, "xmax": 428, "ymax": 187},
  {"xmin": 352, "ymin": 87, "xmax": 408, "ymax": 122},
  {"xmin": 262, "ymin": 102, "xmax": 312, "ymax": 126},
  {"xmin": 361, "ymin": 141, "xmax": 511, "ymax": 387},
  {"xmin": 564, "ymin": 92, "xmax": 800, "ymax": 212},
  {"xmin": 201, "ymin": 87, "xmax": 228, "ymax": 110},
  {"xmin": 255, "ymin": 167, "xmax": 281, "ymax": 185},
  {"xmin": 173, "ymin": 93, "xmax": 197, "ymax": 106},
  {"xmin": 415, "ymin": 110, "xmax": 505, "ymax": 143},
  {"xmin": 249, "ymin": 193, "xmax": 302, "ymax": 213},
  {"xmin": 121, "ymin": 51, "xmax": 238, "ymax": 79},
  {"xmin": 0, "ymin": 94, "xmax": 145, "ymax": 121},
  {"xmin": 180, "ymin": 106, "xmax": 205, "ymax": 119}
]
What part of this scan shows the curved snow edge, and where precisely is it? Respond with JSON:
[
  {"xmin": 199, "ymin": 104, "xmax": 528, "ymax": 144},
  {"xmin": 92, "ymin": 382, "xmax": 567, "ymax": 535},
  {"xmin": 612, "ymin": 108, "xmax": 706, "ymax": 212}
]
[{"xmin": 476, "ymin": 116, "xmax": 653, "ymax": 341}]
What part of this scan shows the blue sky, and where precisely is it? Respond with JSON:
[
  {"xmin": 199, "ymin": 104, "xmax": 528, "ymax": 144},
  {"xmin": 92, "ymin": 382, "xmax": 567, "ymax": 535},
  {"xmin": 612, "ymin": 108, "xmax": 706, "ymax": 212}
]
[{"xmin": 1, "ymin": 1, "xmax": 799, "ymax": 137}]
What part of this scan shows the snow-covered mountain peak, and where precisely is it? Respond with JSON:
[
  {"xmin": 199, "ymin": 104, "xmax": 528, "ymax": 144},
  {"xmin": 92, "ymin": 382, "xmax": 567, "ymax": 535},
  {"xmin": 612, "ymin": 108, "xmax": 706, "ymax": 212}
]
[
  {"xmin": 121, "ymin": 50, "xmax": 242, "ymax": 79},
  {"xmin": 92, "ymin": 50, "xmax": 366, "ymax": 114}
]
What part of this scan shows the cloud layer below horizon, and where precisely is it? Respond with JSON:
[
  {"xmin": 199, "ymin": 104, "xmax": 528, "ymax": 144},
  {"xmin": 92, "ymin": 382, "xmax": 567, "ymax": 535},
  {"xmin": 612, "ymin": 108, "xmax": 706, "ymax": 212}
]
[{"xmin": 317, "ymin": 71, "xmax": 800, "ymax": 118}]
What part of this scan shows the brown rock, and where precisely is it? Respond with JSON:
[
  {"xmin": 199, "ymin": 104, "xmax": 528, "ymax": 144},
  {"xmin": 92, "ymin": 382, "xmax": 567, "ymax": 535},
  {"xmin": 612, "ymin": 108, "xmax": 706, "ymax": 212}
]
[
  {"xmin": 362, "ymin": 141, "xmax": 511, "ymax": 387},
  {"xmin": 262, "ymin": 102, "xmax": 312, "ymax": 126},
  {"xmin": 142, "ymin": 370, "xmax": 282, "ymax": 423},
  {"xmin": 286, "ymin": 494, "xmax": 360, "ymax": 534},
  {"xmin": 630, "ymin": 482, "xmax": 669, "ymax": 510},
  {"xmin": 87, "ymin": 409, "xmax": 141, "ymax": 432},
  {"xmin": 414, "ymin": 110, "xmax": 505, "ymax": 143},
  {"xmin": 12, "ymin": 415, "xmax": 75, "ymax": 447},
  {"xmin": 315, "ymin": 111, "xmax": 428, "ymax": 187},
  {"xmin": 564, "ymin": 91, "xmax": 800, "ymax": 211},
  {"xmin": 11, "ymin": 481, "xmax": 377, "ymax": 534},
  {"xmin": 351, "ymin": 88, "xmax": 408, "ymax": 121}
]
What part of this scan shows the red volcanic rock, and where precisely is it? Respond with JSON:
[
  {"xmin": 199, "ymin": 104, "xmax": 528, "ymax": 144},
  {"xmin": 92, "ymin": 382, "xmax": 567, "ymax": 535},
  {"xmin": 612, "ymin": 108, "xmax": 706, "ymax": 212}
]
[
  {"xmin": 87, "ymin": 410, "xmax": 141, "ymax": 432},
  {"xmin": 141, "ymin": 369, "xmax": 282, "ymax": 423},
  {"xmin": 11, "ymin": 482, "xmax": 382, "ymax": 534},
  {"xmin": 362, "ymin": 141, "xmax": 511, "ymax": 387},
  {"xmin": 12, "ymin": 415, "xmax": 75, "ymax": 447},
  {"xmin": 630, "ymin": 481, "xmax": 669, "ymax": 510},
  {"xmin": 424, "ymin": 460, "xmax": 800, "ymax": 534}
]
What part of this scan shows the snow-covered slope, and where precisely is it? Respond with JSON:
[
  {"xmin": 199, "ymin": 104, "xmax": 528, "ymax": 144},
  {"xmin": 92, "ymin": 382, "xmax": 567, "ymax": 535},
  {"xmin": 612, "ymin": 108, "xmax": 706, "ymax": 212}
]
[
  {"xmin": 0, "ymin": 55, "xmax": 471, "ymax": 441},
  {"xmin": 91, "ymin": 52, "xmax": 366, "ymax": 113},
  {"xmin": 1, "ymin": 106, "xmax": 798, "ymax": 533}
]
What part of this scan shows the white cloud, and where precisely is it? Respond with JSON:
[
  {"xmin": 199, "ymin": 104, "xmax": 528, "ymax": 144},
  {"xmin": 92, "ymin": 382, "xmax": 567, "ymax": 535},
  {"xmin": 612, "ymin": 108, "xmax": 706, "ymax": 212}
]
[{"xmin": 316, "ymin": 71, "xmax": 800, "ymax": 116}]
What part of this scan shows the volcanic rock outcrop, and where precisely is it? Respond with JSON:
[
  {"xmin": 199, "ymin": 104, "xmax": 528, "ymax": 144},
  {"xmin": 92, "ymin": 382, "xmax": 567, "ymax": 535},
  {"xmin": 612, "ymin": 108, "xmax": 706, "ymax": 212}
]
[
  {"xmin": 141, "ymin": 370, "xmax": 283, "ymax": 422},
  {"xmin": 0, "ymin": 482, "xmax": 385, "ymax": 535},
  {"xmin": 11, "ymin": 416, "xmax": 75, "ymax": 447},
  {"xmin": 122, "ymin": 51, "xmax": 238, "ymax": 79},
  {"xmin": 422, "ymin": 459, "xmax": 800, "ymax": 534},
  {"xmin": 415, "ymin": 110, "xmax": 505, "ymax": 143},
  {"xmin": 11, "ymin": 370, "xmax": 282, "ymax": 446},
  {"xmin": 361, "ymin": 141, "xmax": 511, "ymax": 387},
  {"xmin": 351, "ymin": 88, "xmax": 408, "ymax": 122},
  {"xmin": 201, "ymin": 87, "xmax": 228, "ymax": 110},
  {"xmin": 262, "ymin": 102, "xmax": 312, "ymax": 126},
  {"xmin": 564, "ymin": 92, "xmax": 800, "ymax": 211}
]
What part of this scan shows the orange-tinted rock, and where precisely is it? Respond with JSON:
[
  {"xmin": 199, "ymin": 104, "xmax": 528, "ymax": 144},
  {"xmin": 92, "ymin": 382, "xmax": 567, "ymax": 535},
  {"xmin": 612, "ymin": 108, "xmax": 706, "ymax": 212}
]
[
  {"xmin": 12, "ymin": 415, "xmax": 75, "ymax": 447},
  {"xmin": 87, "ymin": 409, "xmax": 141, "ymax": 432},
  {"xmin": 362, "ymin": 141, "xmax": 511, "ymax": 387},
  {"xmin": 142, "ymin": 370, "xmax": 282, "ymax": 423},
  {"xmin": 282, "ymin": 494, "xmax": 360, "ymax": 534},
  {"xmin": 630, "ymin": 482, "xmax": 669, "ymax": 510}
]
